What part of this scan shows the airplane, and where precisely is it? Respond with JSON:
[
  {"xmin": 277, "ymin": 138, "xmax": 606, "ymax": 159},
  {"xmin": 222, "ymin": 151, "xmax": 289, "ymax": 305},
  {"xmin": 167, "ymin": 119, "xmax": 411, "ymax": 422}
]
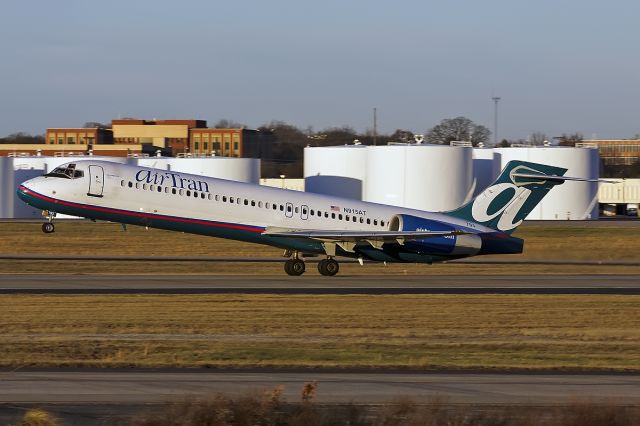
[{"xmin": 16, "ymin": 159, "xmax": 586, "ymax": 276}]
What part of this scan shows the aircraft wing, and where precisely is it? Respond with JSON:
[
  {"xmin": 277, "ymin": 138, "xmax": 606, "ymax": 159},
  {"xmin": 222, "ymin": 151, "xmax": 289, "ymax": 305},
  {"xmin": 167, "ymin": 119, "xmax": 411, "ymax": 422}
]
[{"xmin": 263, "ymin": 227, "xmax": 468, "ymax": 253}]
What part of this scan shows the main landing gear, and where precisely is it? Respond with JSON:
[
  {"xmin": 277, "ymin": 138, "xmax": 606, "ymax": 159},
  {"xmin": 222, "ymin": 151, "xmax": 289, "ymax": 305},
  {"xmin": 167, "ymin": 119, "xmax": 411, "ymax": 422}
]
[
  {"xmin": 317, "ymin": 258, "xmax": 339, "ymax": 276},
  {"xmin": 283, "ymin": 251, "xmax": 340, "ymax": 276},
  {"xmin": 41, "ymin": 210, "xmax": 56, "ymax": 234}
]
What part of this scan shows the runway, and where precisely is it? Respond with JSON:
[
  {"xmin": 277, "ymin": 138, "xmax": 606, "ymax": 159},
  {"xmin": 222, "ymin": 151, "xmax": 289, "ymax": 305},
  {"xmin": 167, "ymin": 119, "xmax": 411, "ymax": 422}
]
[
  {"xmin": 2, "ymin": 370, "xmax": 640, "ymax": 405},
  {"xmin": 0, "ymin": 274, "xmax": 639, "ymax": 294}
]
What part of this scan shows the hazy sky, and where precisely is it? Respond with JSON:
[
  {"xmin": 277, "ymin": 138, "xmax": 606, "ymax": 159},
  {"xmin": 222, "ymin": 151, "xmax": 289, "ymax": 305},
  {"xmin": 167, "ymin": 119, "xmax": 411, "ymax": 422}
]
[{"xmin": 1, "ymin": 0, "xmax": 639, "ymax": 141}]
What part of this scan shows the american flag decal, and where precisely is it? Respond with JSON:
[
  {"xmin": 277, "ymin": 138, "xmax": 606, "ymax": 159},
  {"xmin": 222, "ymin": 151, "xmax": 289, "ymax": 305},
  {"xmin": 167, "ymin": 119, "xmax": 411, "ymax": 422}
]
[{"xmin": 331, "ymin": 205, "xmax": 340, "ymax": 212}]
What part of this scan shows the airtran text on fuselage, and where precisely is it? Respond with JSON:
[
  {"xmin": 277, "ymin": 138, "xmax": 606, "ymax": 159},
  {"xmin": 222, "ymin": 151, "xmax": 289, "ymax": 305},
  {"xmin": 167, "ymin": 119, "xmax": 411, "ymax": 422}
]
[{"xmin": 135, "ymin": 170, "xmax": 210, "ymax": 193}]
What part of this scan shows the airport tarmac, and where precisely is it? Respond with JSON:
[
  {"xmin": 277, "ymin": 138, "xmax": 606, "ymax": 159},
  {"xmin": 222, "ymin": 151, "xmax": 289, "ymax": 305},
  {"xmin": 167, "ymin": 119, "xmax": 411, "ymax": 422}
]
[
  {"xmin": 0, "ymin": 274, "xmax": 639, "ymax": 294},
  {"xmin": 2, "ymin": 370, "xmax": 640, "ymax": 405}
]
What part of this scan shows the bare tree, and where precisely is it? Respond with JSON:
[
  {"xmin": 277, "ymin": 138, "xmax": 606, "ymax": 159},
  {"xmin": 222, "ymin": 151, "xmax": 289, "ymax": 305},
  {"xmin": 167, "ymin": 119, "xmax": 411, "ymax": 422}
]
[
  {"xmin": 389, "ymin": 129, "xmax": 415, "ymax": 143},
  {"xmin": 83, "ymin": 122, "xmax": 110, "ymax": 129},
  {"xmin": 558, "ymin": 132, "xmax": 583, "ymax": 147},
  {"xmin": 530, "ymin": 132, "xmax": 547, "ymax": 145},
  {"xmin": 213, "ymin": 119, "xmax": 246, "ymax": 129},
  {"xmin": 426, "ymin": 117, "xmax": 491, "ymax": 147}
]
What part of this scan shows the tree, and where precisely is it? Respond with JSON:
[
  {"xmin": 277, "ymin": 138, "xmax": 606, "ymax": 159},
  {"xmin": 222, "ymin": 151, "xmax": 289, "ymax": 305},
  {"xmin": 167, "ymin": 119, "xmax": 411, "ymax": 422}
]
[
  {"xmin": 426, "ymin": 117, "xmax": 490, "ymax": 147},
  {"xmin": 213, "ymin": 119, "xmax": 246, "ymax": 129},
  {"xmin": 83, "ymin": 122, "xmax": 110, "ymax": 129},
  {"xmin": 0, "ymin": 133, "xmax": 45, "ymax": 144},
  {"xmin": 313, "ymin": 126, "xmax": 358, "ymax": 146},
  {"xmin": 497, "ymin": 139, "xmax": 510, "ymax": 147},
  {"xmin": 530, "ymin": 132, "xmax": 547, "ymax": 146},
  {"xmin": 389, "ymin": 129, "xmax": 415, "ymax": 143},
  {"xmin": 557, "ymin": 132, "xmax": 583, "ymax": 147}
]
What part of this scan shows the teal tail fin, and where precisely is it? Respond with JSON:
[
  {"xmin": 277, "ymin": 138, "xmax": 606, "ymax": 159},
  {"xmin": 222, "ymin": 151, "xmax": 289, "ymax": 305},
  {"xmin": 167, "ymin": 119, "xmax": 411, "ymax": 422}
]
[{"xmin": 448, "ymin": 160, "xmax": 568, "ymax": 234}]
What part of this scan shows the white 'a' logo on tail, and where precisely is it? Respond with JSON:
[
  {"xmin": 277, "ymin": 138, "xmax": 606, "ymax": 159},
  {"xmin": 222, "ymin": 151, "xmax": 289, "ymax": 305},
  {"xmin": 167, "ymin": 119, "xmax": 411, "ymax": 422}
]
[{"xmin": 470, "ymin": 166, "xmax": 544, "ymax": 231}]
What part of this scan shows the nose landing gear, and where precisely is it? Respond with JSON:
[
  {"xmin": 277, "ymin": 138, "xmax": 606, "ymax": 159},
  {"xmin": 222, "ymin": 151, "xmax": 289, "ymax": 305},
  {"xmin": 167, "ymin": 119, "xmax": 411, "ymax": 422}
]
[{"xmin": 41, "ymin": 210, "xmax": 56, "ymax": 234}]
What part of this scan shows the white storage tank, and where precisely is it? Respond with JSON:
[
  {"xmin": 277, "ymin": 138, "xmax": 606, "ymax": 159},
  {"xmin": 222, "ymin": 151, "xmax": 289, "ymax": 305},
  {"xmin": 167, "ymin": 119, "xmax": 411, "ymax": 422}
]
[
  {"xmin": 472, "ymin": 148, "xmax": 498, "ymax": 196},
  {"xmin": 365, "ymin": 144, "xmax": 474, "ymax": 211},
  {"xmin": 304, "ymin": 145, "xmax": 368, "ymax": 200},
  {"xmin": 164, "ymin": 157, "xmax": 260, "ymax": 183},
  {"xmin": 13, "ymin": 169, "xmax": 44, "ymax": 218},
  {"xmin": 136, "ymin": 158, "xmax": 172, "ymax": 170},
  {"xmin": 0, "ymin": 157, "xmax": 14, "ymax": 218},
  {"xmin": 493, "ymin": 147, "xmax": 599, "ymax": 220}
]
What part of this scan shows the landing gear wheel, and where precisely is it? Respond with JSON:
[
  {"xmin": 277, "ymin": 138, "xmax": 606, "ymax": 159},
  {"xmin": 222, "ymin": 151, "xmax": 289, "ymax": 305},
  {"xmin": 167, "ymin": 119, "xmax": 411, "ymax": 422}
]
[
  {"xmin": 41, "ymin": 222, "xmax": 55, "ymax": 234},
  {"xmin": 284, "ymin": 258, "xmax": 305, "ymax": 276},
  {"xmin": 318, "ymin": 258, "xmax": 339, "ymax": 276}
]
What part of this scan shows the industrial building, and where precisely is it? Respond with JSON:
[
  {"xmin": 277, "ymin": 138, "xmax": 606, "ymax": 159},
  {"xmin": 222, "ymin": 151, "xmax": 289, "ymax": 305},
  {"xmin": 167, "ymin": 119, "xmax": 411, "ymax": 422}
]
[{"xmin": 1, "ymin": 119, "xmax": 272, "ymax": 159}]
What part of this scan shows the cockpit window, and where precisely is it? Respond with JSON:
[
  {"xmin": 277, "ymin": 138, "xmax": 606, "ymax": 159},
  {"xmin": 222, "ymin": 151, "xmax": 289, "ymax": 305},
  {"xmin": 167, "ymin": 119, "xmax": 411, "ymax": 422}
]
[{"xmin": 45, "ymin": 163, "xmax": 84, "ymax": 179}]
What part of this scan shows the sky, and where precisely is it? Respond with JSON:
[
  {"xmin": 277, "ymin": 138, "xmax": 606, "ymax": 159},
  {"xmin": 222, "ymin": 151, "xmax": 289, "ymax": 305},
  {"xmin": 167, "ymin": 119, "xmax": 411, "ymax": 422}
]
[{"xmin": 1, "ymin": 0, "xmax": 639, "ymax": 141}]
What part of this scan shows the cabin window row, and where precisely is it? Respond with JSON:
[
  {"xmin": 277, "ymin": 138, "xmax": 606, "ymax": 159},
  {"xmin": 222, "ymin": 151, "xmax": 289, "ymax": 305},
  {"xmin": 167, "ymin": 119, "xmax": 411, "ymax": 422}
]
[{"xmin": 120, "ymin": 180, "xmax": 386, "ymax": 227}]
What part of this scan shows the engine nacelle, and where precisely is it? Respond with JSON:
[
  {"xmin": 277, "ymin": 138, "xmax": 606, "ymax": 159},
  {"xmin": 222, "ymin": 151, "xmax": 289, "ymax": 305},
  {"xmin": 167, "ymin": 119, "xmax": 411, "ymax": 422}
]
[{"xmin": 388, "ymin": 214, "xmax": 481, "ymax": 256}]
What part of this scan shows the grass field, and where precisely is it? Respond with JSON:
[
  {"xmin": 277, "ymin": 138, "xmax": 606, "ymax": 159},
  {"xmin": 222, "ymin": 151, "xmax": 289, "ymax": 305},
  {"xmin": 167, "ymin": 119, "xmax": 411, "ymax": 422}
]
[
  {"xmin": 1, "ymin": 293, "xmax": 639, "ymax": 370},
  {"xmin": 0, "ymin": 221, "xmax": 639, "ymax": 274}
]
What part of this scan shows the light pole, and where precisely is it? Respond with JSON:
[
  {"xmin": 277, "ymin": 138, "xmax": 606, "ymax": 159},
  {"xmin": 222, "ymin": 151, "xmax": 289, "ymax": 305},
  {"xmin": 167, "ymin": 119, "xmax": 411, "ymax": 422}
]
[{"xmin": 492, "ymin": 96, "xmax": 501, "ymax": 145}]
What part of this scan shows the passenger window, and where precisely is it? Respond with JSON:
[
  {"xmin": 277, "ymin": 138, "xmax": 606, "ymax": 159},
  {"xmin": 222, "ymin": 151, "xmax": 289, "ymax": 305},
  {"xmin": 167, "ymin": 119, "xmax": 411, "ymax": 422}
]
[
  {"xmin": 374, "ymin": 219, "xmax": 378, "ymax": 225},
  {"xmin": 215, "ymin": 195, "xmax": 220, "ymax": 201},
  {"xmin": 339, "ymin": 214, "xmax": 342, "ymax": 220},
  {"xmin": 164, "ymin": 187, "xmax": 170, "ymax": 193},
  {"xmin": 208, "ymin": 194, "xmax": 212, "ymax": 200},
  {"xmin": 324, "ymin": 212, "xmax": 328, "ymax": 218},
  {"xmin": 353, "ymin": 216, "xmax": 357, "ymax": 222},
  {"xmin": 331, "ymin": 213, "xmax": 336, "ymax": 219},
  {"xmin": 172, "ymin": 188, "xmax": 177, "ymax": 195},
  {"xmin": 193, "ymin": 191, "xmax": 198, "ymax": 198},
  {"xmin": 237, "ymin": 198, "xmax": 241, "ymax": 204},
  {"xmin": 143, "ymin": 184, "xmax": 148, "ymax": 190},
  {"xmin": 251, "ymin": 200, "xmax": 256, "ymax": 207},
  {"xmin": 157, "ymin": 186, "xmax": 162, "ymax": 193},
  {"xmin": 346, "ymin": 215, "xmax": 350, "ymax": 221},
  {"xmin": 201, "ymin": 193, "xmax": 205, "ymax": 199},
  {"xmin": 359, "ymin": 217, "xmax": 364, "ymax": 223},
  {"xmin": 381, "ymin": 221, "xmax": 385, "ymax": 227},
  {"xmin": 230, "ymin": 197, "xmax": 234, "ymax": 203},
  {"xmin": 179, "ymin": 189, "xmax": 184, "ymax": 195},
  {"xmin": 266, "ymin": 202, "xmax": 270, "ymax": 209},
  {"xmin": 135, "ymin": 183, "xmax": 140, "ymax": 189},
  {"xmin": 120, "ymin": 180, "xmax": 125, "ymax": 187},
  {"xmin": 310, "ymin": 210, "xmax": 314, "ymax": 216},
  {"xmin": 280, "ymin": 205, "xmax": 284, "ymax": 211},
  {"xmin": 295, "ymin": 207, "xmax": 299, "ymax": 213},
  {"xmin": 150, "ymin": 185, "xmax": 154, "ymax": 191},
  {"xmin": 258, "ymin": 201, "xmax": 262, "ymax": 208},
  {"xmin": 128, "ymin": 182, "xmax": 133, "ymax": 188},
  {"xmin": 223, "ymin": 196, "xmax": 227, "ymax": 202},
  {"xmin": 186, "ymin": 190, "xmax": 191, "ymax": 196},
  {"xmin": 367, "ymin": 218, "xmax": 371, "ymax": 224}
]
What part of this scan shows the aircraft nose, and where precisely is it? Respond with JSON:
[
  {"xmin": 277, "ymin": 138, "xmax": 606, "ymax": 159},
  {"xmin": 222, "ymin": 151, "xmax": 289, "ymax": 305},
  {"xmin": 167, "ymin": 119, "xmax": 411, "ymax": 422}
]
[{"xmin": 16, "ymin": 177, "xmax": 39, "ymax": 200}]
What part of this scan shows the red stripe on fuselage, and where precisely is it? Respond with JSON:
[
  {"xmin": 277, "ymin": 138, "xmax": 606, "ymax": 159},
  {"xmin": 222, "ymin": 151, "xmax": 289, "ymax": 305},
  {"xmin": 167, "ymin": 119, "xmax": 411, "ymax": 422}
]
[{"xmin": 19, "ymin": 186, "xmax": 265, "ymax": 233}]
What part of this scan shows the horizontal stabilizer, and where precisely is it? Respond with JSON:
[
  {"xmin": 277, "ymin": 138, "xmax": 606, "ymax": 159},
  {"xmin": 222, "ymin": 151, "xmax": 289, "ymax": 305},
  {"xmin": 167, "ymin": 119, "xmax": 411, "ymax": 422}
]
[{"xmin": 511, "ymin": 173, "xmax": 616, "ymax": 183}]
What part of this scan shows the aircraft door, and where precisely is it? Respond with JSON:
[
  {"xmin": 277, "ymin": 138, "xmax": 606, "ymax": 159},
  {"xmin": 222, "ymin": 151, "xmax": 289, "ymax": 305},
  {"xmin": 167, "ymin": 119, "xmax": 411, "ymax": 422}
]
[
  {"xmin": 285, "ymin": 202, "xmax": 293, "ymax": 218},
  {"xmin": 87, "ymin": 165, "xmax": 105, "ymax": 197},
  {"xmin": 301, "ymin": 205, "xmax": 309, "ymax": 220}
]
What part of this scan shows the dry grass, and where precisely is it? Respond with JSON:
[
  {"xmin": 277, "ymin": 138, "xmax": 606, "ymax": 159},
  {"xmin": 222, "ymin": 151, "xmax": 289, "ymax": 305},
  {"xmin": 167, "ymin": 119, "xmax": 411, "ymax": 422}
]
[
  {"xmin": 1, "ymin": 294, "xmax": 639, "ymax": 370},
  {"xmin": 0, "ymin": 221, "xmax": 639, "ymax": 274},
  {"xmin": 129, "ymin": 392, "xmax": 640, "ymax": 426}
]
